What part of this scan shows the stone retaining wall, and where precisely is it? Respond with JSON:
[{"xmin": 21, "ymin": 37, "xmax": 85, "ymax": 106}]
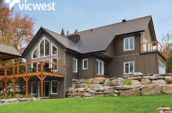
[{"xmin": 67, "ymin": 74, "xmax": 172, "ymax": 98}]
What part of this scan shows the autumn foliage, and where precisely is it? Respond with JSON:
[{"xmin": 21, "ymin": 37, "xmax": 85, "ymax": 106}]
[{"xmin": 0, "ymin": 0, "xmax": 34, "ymax": 52}]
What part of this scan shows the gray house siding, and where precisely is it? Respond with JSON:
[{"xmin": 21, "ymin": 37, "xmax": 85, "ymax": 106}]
[{"xmin": 23, "ymin": 33, "xmax": 66, "ymax": 98}]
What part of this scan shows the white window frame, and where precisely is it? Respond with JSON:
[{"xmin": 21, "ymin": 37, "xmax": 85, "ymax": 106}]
[
  {"xmin": 96, "ymin": 59, "xmax": 105, "ymax": 75},
  {"xmin": 39, "ymin": 37, "xmax": 51, "ymax": 58},
  {"xmin": 73, "ymin": 58, "xmax": 78, "ymax": 73},
  {"xmin": 51, "ymin": 43, "xmax": 58, "ymax": 55},
  {"xmin": 124, "ymin": 36, "xmax": 135, "ymax": 51},
  {"xmin": 124, "ymin": 61, "xmax": 135, "ymax": 75},
  {"xmin": 31, "ymin": 82, "xmax": 37, "ymax": 95},
  {"xmin": 51, "ymin": 80, "xmax": 58, "ymax": 94},
  {"xmin": 50, "ymin": 58, "xmax": 58, "ymax": 71},
  {"xmin": 82, "ymin": 59, "xmax": 88, "ymax": 70},
  {"xmin": 31, "ymin": 47, "xmax": 38, "ymax": 59}
]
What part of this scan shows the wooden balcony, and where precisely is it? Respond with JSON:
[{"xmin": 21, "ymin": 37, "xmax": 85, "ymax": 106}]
[
  {"xmin": 141, "ymin": 41, "xmax": 169, "ymax": 59},
  {"xmin": 0, "ymin": 61, "xmax": 65, "ymax": 97}
]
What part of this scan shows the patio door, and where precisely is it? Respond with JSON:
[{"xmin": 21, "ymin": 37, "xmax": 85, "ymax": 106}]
[
  {"xmin": 96, "ymin": 59, "xmax": 104, "ymax": 75},
  {"xmin": 44, "ymin": 81, "xmax": 50, "ymax": 98}
]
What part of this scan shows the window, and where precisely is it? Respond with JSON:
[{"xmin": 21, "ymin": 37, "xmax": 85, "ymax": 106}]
[
  {"xmin": 32, "ymin": 47, "xmax": 37, "ymax": 59},
  {"xmin": 52, "ymin": 44, "xmax": 58, "ymax": 55},
  {"xmin": 51, "ymin": 58, "xmax": 58, "ymax": 71},
  {"xmin": 51, "ymin": 80, "xmax": 57, "ymax": 94},
  {"xmin": 96, "ymin": 59, "xmax": 104, "ymax": 75},
  {"xmin": 124, "ymin": 37, "xmax": 134, "ymax": 51},
  {"xmin": 40, "ymin": 39, "xmax": 44, "ymax": 57},
  {"xmin": 82, "ymin": 59, "xmax": 88, "ymax": 70},
  {"xmin": 39, "ymin": 38, "xmax": 50, "ymax": 57},
  {"xmin": 73, "ymin": 58, "xmax": 78, "ymax": 73},
  {"xmin": 45, "ymin": 39, "xmax": 50, "ymax": 56},
  {"xmin": 31, "ymin": 82, "xmax": 37, "ymax": 95},
  {"xmin": 124, "ymin": 61, "xmax": 134, "ymax": 74}
]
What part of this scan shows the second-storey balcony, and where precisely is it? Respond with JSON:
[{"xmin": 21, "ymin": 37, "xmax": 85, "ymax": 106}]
[{"xmin": 141, "ymin": 41, "xmax": 169, "ymax": 59}]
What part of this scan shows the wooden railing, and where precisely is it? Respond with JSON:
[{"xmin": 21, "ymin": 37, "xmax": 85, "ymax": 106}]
[
  {"xmin": 141, "ymin": 41, "xmax": 169, "ymax": 59},
  {"xmin": 0, "ymin": 61, "xmax": 65, "ymax": 78}
]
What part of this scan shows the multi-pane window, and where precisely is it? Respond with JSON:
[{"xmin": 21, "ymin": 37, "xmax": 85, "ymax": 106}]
[
  {"xmin": 124, "ymin": 37, "xmax": 134, "ymax": 51},
  {"xmin": 52, "ymin": 58, "xmax": 58, "ymax": 71},
  {"xmin": 52, "ymin": 45, "xmax": 58, "ymax": 55},
  {"xmin": 51, "ymin": 81, "xmax": 57, "ymax": 94},
  {"xmin": 45, "ymin": 39, "xmax": 50, "ymax": 56},
  {"xmin": 124, "ymin": 61, "xmax": 134, "ymax": 74},
  {"xmin": 73, "ymin": 58, "xmax": 78, "ymax": 73},
  {"xmin": 40, "ymin": 40, "xmax": 44, "ymax": 57},
  {"xmin": 32, "ymin": 48, "xmax": 37, "ymax": 59},
  {"xmin": 39, "ymin": 38, "xmax": 50, "ymax": 57},
  {"xmin": 82, "ymin": 59, "xmax": 88, "ymax": 70}
]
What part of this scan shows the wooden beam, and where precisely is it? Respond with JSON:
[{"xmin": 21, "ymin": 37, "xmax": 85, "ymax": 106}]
[
  {"xmin": 22, "ymin": 76, "xmax": 30, "ymax": 98},
  {"xmin": 4, "ymin": 79, "xmax": 8, "ymax": 97}
]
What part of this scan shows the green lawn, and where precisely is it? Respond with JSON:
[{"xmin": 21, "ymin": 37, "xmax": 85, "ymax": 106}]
[{"xmin": 0, "ymin": 95, "xmax": 172, "ymax": 113}]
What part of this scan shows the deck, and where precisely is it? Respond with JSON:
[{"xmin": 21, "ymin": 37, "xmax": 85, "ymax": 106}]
[
  {"xmin": 141, "ymin": 41, "xmax": 169, "ymax": 59},
  {"xmin": 0, "ymin": 61, "xmax": 65, "ymax": 97}
]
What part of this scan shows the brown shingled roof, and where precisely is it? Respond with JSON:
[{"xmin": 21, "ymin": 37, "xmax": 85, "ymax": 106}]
[
  {"xmin": 0, "ymin": 43, "xmax": 21, "ymax": 60},
  {"xmin": 23, "ymin": 16, "xmax": 153, "ymax": 56}
]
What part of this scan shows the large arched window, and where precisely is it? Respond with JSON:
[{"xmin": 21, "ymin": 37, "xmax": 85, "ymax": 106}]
[{"xmin": 39, "ymin": 38, "xmax": 50, "ymax": 57}]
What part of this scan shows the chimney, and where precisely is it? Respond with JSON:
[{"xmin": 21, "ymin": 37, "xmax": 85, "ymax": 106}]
[
  {"xmin": 67, "ymin": 34, "xmax": 80, "ymax": 43},
  {"xmin": 122, "ymin": 19, "xmax": 127, "ymax": 22}
]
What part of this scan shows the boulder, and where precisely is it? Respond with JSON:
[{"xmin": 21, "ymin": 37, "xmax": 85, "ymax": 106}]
[
  {"xmin": 141, "ymin": 85, "xmax": 161, "ymax": 95},
  {"xmin": 111, "ymin": 78, "xmax": 124, "ymax": 86},
  {"xmin": 75, "ymin": 83, "xmax": 86, "ymax": 88},
  {"xmin": 165, "ymin": 76, "xmax": 172, "ymax": 84},
  {"xmin": 151, "ymin": 80, "xmax": 166, "ymax": 85},
  {"xmin": 104, "ymin": 79, "xmax": 111, "ymax": 86},
  {"xmin": 120, "ymin": 88, "xmax": 140, "ymax": 96},
  {"xmin": 77, "ymin": 88, "xmax": 85, "ymax": 92},
  {"xmin": 141, "ymin": 79, "xmax": 151, "ymax": 85},
  {"xmin": 113, "ymin": 85, "xmax": 141, "ymax": 90},
  {"xmin": 104, "ymin": 88, "xmax": 114, "ymax": 94},
  {"xmin": 90, "ymin": 84, "xmax": 104, "ymax": 92},
  {"xmin": 128, "ymin": 76, "xmax": 142, "ymax": 81},
  {"xmin": 86, "ymin": 78, "xmax": 94, "ymax": 84},
  {"xmin": 143, "ymin": 76, "xmax": 158, "ymax": 80},
  {"xmin": 131, "ymin": 80, "xmax": 141, "ymax": 85},
  {"xmin": 94, "ymin": 77, "xmax": 106, "ymax": 84},
  {"xmin": 162, "ymin": 85, "xmax": 172, "ymax": 94},
  {"xmin": 84, "ymin": 92, "xmax": 93, "ymax": 97}
]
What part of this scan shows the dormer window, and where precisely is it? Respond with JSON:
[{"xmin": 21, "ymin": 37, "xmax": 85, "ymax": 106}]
[{"xmin": 124, "ymin": 36, "xmax": 134, "ymax": 51}]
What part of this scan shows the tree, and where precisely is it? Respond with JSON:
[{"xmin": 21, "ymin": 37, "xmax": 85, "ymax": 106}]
[
  {"xmin": 60, "ymin": 28, "xmax": 65, "ymax": 36},
  {"xmin": 0, "ymin": 1, "xmax": 34, "ymax": 52},
  {"xmin": 161, "ymin": 32, "xmax": 172, "ymax": 50},
  {"xmin": 74, "ymin": 29, "xmax": 78, "ymax": 34}
]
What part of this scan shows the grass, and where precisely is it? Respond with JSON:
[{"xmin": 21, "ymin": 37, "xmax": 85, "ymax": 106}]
[{"xmin": 0, "ymin": 95, "xmax": 172, "ymax": 113}]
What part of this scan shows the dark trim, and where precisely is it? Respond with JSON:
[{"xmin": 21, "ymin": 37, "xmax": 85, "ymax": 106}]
[{"xmin": 0, "ymin": 52, "xmax": 21, "ymax": 57}]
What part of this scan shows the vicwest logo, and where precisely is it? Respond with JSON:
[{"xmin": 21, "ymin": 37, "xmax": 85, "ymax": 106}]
[{"xmin": 5, "ymin": 0, "xmax": 56, "ymax": 11}]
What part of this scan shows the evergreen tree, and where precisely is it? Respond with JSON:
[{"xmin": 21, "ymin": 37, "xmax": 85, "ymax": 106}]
[
  {"xmin": 74, "ymin": 29, "xmax": 78, "ymax": 34},
  {"xmin": 60, "ymin": 28, "xmax": 65, "ymax": 36}
]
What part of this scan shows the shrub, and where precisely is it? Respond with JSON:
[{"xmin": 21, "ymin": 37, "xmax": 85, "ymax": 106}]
[{"xmin": 123, "ymin": 79, "xmax": 132, "ymax": 85}]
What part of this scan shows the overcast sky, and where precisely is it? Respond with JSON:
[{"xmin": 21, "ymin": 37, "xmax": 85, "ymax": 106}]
[{"xmin": 14, "ymin": 0, "xmax": 172, "ymax": 41}]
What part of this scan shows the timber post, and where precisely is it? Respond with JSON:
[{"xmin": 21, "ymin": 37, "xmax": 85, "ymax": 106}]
[
  {"xmin": 23, "ymin": 77, "xmax": 30, "ymax": 98},
  {"xmin": 11, "ymin": 78, "xmax": 16, "ymax": 97}
]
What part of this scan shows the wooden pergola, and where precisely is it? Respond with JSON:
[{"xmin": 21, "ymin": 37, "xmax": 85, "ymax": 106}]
[
  {"xmin": 0, "ymin": 44, "xmax": 65, "ymax": 98},
  {"xmin": 0, "ymin": 61, "xmax": 65, "ymax": 97}
]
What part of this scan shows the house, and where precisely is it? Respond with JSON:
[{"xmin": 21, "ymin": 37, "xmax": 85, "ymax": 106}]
[
  {"xmin": 0, "ymin": 16, "xmax": 168, "ymax": 98},
  {"xmin": 0, "ymin": 43, "xmax": 21, "ymax": 60}
]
